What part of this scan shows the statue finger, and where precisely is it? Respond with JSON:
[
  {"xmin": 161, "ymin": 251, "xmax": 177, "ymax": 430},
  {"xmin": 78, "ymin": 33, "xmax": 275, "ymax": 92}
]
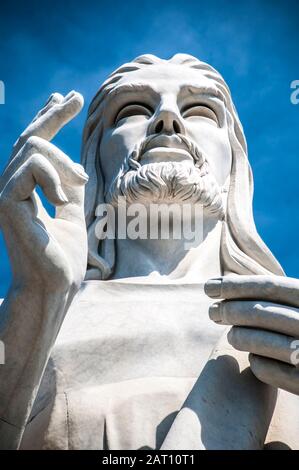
[
  {"xmin": 1, "ymin": 154, "xmax": 68, "ymax": 208},
  {"xmin": 31, "ymin": 90, "xmax": 84, "ymax": 142},
  {"xmin": 31, "ymin": 92, "xmax": 64, "ymax": 123},
  {"xmin": 249, "ymin": 354, "xmax": 299, "ymax": 395},
  {"xmin": 2, "ymin": 136, "xmax": 88, "ymax": 193},
  {"xmin": 11, "ymin": 93, "xmax": 64, "ymax": 160},
  {"xmin": 11, "ymin": 91, "xmax": 84, "ymax": 160},
  {"xmin": 227, "ymin": 327, "xmax": 297, "ymax": 366},
  {"xmin": 209, "ymin": 300, "xmax": 299, "ymax": 337},
  {"xmin": 205, "ymin": 275, "xmax": 299, "ymax": 308}
]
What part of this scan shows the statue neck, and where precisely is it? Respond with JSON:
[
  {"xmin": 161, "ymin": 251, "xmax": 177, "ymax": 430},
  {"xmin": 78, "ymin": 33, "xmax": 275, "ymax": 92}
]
[{"xmin": 111, "ymin": 207, "xmax": 223, "ymax": 282}]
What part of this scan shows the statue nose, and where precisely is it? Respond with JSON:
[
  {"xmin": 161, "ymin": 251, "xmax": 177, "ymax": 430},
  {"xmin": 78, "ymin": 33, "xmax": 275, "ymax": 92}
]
[{"xmin": 150, "ymin": 107, "xmax": 185, "ymax": 136}]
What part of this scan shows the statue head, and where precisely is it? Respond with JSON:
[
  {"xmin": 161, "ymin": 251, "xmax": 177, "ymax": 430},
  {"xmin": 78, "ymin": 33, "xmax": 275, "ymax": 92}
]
[{"xmin": 82, "ymin": 54, "xmax": 284, "ymax": 280}]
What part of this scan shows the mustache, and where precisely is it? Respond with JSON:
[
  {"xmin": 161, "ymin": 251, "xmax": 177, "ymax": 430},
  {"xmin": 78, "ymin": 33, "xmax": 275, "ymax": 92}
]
[{"xmin": 127, "ymin": 133, "xmax": 208, "ymax": 175}]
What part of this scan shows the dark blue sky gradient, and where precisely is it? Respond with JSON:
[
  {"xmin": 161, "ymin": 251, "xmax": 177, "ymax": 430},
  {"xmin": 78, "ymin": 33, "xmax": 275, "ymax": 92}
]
[{"xmin": 0, "ymin": 0, "xmax": 298, "ymax": 297}]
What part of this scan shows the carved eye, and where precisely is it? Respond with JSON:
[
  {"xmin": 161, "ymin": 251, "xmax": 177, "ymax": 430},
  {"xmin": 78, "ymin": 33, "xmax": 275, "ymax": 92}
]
[
  {"xmin": 115, "ymin": 103, "xmax": 153, "ymax": 124},
  {"xmin": 182, "ymin": 105, "xmax": 219, "ymax": 126}
]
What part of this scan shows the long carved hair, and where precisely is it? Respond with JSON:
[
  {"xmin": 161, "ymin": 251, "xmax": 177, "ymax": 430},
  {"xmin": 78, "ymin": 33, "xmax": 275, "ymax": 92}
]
[{"xmin": 81, "ymin": 54, "xmax": 284, "ymax": 280}]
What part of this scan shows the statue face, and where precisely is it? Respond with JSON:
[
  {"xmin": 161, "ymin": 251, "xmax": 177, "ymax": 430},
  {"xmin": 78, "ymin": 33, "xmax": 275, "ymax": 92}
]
[{"xmin": 99, "ymin": 63, "xmax": 232, "ymax": 208}]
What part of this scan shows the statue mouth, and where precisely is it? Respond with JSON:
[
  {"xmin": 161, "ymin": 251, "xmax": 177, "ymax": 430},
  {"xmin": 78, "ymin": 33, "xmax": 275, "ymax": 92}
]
[
  {"xmin": 127, "ymin": 134, "xmax": 207, "ymax": 174},
  {"xmin": 139, "ymin": 134, "xmax": 194, "ymax": 164},
  {"xmin": 140, "ymin": 147, "xmax": 194, "ymax": 165}
]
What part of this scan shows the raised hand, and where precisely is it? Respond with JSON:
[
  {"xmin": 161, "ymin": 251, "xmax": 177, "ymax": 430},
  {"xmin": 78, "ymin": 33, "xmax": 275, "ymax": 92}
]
[
  {"xmin": 0, "ymin": 91, "xmax": 88, "ymax": 448},
  {"xmin": 0, "ymin": 91, "xmax": 88, "ymax": 291},
  {"xmin": 205, "ymin": 275, "xmax": 299, "ymax": 395}
]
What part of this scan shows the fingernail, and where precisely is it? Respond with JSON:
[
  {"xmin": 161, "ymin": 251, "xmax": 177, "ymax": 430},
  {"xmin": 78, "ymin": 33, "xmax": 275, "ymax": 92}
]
[
  {"xmin": 204, "ymin": 278, "xmax": 222, "ymax": 298},
  {"xmin": 209, "ymin": 302, "xmax": 222, "ymax": 323},
  {"xmin": 58, "ymin": 186, "xmax": 69, "ymax": 203},
  {"xmin": 51, "ymin": 92, "xmax": 63, "ymax": 104},
  {"xmin": 73, "ymin": 164, "xmax": 89, "ymax": 181},
  {"xmin": 45, "ymin": 92, "xmax": 62, "ymax": 107},
  {"xmin": 63, "ymin": 90, "xmax": 76, "ymax": 103}
]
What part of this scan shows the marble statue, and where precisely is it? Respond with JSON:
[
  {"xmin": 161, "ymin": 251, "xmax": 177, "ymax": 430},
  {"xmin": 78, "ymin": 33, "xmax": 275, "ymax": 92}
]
[{"xmin": 0, "ymin": 54, "xmax": 299, "ymax": 450}]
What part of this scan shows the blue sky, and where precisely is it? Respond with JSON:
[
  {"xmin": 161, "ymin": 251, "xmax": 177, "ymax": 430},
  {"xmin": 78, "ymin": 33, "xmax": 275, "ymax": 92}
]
[{"xmin": 0, "ymin": 0, "xmax": 298, "ymax": 297}]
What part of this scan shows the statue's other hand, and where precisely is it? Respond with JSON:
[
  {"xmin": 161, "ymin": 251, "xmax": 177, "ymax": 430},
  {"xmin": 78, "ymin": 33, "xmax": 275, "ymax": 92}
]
[
  {"xmin": 0, "ymin": 91, "xmax": 88, "ymax": 292},
  {"xmin": 205, "ymin": 275, "xmax": 299, "ymax": 396}
]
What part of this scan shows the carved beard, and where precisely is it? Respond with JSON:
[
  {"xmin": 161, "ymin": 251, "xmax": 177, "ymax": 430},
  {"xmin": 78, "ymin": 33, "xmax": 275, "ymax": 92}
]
[{"xmin": 105, "ymin": 136, "xmax": 225, "ymax": 219}]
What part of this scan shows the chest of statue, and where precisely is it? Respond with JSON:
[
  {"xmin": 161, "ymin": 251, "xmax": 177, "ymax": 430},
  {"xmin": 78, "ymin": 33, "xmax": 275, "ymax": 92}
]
[
  {"xmin": 21, "ymin": 281, "xmax": 227, "ymax": 449},
  {"xmin": 52, "ymin": 280, "xmax": 224, "ymax": 385},
  {"xmin": 21, "ymin": 281, "xmax": 292, "ymax": 450}
]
